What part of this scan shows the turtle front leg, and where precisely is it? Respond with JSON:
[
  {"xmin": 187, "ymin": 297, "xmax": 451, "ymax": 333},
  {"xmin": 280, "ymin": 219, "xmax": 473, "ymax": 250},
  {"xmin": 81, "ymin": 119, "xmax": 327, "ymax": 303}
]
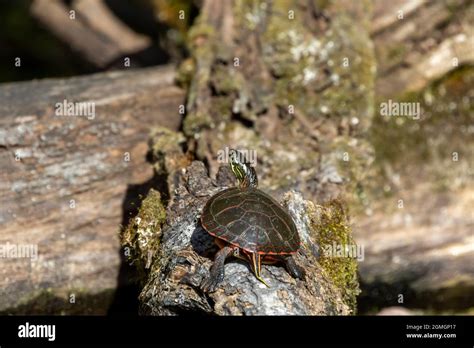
[
  {"xmin": 284, "ymin": 256, "xmax": 306, "ymax": 280},
  {"xmin": 201, "ymin": 246, "xmax": 236, "ymax": 292}
]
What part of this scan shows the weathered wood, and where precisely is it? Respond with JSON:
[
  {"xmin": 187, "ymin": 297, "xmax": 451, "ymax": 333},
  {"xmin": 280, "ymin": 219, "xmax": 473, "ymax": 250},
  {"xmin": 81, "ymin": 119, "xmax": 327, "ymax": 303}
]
[
  {"xmin": 356, "ymin": 186, "xmax": 474, "ymax": 312},
  {"xmin": 372, "ymin": 0, "xmax": 474, "ymax": 97},
  {"xmin": 31, "ymin": 0, "xmax": 152, "ymax": 68},
  {"xmin": 0, "ymin": 66, "xmax": 184, "ymax": 314},
  {"xmin": 354, "ymin": 0, "xmax": 474, "ymax": 313}
]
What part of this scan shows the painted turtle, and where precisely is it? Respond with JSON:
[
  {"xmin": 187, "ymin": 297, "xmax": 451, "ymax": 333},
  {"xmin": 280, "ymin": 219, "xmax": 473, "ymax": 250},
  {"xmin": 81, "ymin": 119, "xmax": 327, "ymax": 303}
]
[{"xmin": 201, "ymin": 149, "xmax": 305, "ymax": 292}]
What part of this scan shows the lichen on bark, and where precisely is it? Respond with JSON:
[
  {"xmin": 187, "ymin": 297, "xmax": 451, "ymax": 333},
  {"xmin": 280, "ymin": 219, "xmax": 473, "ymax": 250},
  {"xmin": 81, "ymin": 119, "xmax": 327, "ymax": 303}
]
[{"xmin": 122, "ymin": 189, "xmax": 166, "ymax": 276}]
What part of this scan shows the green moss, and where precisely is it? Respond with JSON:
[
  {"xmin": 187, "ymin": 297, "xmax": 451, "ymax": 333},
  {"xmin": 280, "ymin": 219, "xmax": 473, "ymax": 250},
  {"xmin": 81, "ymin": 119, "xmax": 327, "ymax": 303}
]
[
  {"xmin": 329, "ymin": 136, "xmax": 375, "ymax": 213},
  {"xmin": 183, "ymin": 110, "xmax": 214, "ymax": 136},
  {"xmin": 211, "ymin": 64, "xmax": 244, "ymax": 95},
  {"xmin": 251, "ymin": 0, "xmax": 375, "ymax": 131},
  {"xmin": 187, "ymin": 21, "xmax": 215, "ymax": 47},
  {"xmin": 182, "ymin": 16, "xmax": 218, "ymax": 136},
  {"xmin": 150, "ymin": 0, "xmax": 196, "ymax": 34},
  {"xmin": 186, "ymin": 19, "xmax": 215, "ymax": 70},
  {"xmin": 175, "ymin": 58, "xmax": 195, "ymax": 89},
  {"xmin": 209, "ymin": 96, "xmax": 233, "ymax": 123},
  {"xmin": 387, "ymin": 44, "xmax": 407, "ymax": 61},
  {"xmin": 122, "ymin": 189, "xmax": 166, "ymax": 277},
  {"xmin": 150, "ymin": 126, "xmax": 186, "ymax": 175},
  {"xmin": 312, "ymin": 200, "xmax": 360, "ymax": 312}
]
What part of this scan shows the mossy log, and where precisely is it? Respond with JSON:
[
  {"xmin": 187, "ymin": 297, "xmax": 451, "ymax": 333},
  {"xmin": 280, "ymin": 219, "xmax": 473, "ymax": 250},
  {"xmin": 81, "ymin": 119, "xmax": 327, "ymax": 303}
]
[
  {"xmin": 0, "ymin": 66, "xmax": 184, "ymax": 314},
  {"xmin": 124, "ymin": 155, "xmax": 359, "ymax": 315}
]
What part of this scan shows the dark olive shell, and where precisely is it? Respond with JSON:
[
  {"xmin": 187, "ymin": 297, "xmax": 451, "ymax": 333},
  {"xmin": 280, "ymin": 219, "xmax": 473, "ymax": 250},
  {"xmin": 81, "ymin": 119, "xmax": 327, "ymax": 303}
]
[{"xmin": 201, "ymin": 188, "xmax": 300, "ymax": 254}]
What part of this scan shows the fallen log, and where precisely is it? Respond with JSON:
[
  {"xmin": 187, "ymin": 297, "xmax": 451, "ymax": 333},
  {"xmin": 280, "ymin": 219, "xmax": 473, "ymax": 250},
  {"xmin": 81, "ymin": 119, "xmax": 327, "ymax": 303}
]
[
  {"xmin": 0, "ymin": 65, "xmax": 184, "ymax": 314},
  {"xmin": 357, "ymin": 186, "xmax": 474, "ymax": 312}
]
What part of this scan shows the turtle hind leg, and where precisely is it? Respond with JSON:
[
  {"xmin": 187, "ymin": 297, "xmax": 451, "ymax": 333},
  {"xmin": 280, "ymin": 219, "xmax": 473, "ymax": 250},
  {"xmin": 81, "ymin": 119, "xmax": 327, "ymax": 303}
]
[
  {"xmin": 251, "ymin": 252, "xmax": 270, "ymax": 287},
  {"xmin": 201, "ymin": 245, "xmax": 235, "ymax": 293},
  {"xmin": 284, "ymin": 256, "xmax": 306, "ymax": 280}
]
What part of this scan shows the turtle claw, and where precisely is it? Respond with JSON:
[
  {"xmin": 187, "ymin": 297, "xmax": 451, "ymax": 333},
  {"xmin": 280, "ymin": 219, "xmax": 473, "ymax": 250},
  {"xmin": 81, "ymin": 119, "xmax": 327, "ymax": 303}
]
[
  {"xmin": 285, "ymin": 256, "xmax": 306, "ymax": 280},
  {"xmin": 201, "ymin": 276, "xmax": 221, "ymax": 293},
  {"xmin": 255, "ymin": 275, "xmax": 270, "ymax": 288}
]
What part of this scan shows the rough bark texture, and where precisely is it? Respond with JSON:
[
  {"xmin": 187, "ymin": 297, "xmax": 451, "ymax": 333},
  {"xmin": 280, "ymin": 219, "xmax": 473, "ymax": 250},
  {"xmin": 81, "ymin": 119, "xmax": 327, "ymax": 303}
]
[{"xmin": 0, "ymin": 66, "xmax": 184, "ymax": 314}]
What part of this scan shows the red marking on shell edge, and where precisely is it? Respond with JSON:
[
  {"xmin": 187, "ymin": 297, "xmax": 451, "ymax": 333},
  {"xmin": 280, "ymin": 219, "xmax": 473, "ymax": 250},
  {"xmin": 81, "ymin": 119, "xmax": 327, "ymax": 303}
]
[{"xmin": 205, "ymin": 229, "xmax": 298, "ymax": 255}]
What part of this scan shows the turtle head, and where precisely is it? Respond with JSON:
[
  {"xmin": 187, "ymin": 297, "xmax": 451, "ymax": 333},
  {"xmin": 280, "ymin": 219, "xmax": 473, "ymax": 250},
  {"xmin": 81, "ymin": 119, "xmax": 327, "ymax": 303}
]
[{"xmin": 229, "ymin": 149, "xmax": 258, "ymax": 189}]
